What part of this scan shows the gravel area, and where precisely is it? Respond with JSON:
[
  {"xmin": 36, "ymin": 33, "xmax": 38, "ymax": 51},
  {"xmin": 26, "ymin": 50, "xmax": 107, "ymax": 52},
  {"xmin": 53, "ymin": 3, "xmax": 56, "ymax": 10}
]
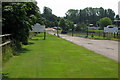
[{"xmin": 49, "ymin": 32, "xmax": 119, "ymax": 62}]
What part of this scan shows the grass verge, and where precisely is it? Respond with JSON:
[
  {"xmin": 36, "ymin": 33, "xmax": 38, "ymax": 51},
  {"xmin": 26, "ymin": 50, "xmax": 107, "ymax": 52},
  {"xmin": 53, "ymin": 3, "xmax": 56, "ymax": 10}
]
[
  {"xmin": 3, "ymin": 33, "xmax": 119, "ymax": 78},
  {"xmin": 67, "ymin": 33, "xmax": 120, "ymax": 41}
]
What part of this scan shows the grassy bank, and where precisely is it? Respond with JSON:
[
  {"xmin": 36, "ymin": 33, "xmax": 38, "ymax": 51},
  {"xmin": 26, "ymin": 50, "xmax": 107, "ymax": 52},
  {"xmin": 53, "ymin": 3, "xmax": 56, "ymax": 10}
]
[
  {"xmin": 2, "ymin": 44, "xmax": 13, "ymax": 63},
  {"xmin": 67, "ymin": 32, "xmax": 120, "ymax": 41},
  {"xmin": 3, "ymin": 33, "xmax": 118, "ymax": 78}
]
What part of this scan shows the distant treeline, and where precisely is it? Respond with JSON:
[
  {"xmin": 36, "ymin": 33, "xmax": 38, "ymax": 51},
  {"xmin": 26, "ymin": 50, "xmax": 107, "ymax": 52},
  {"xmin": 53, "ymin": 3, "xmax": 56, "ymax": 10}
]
[{"xmin": 65, "ymin": 7, "xmax": 116, "ymax": 25}]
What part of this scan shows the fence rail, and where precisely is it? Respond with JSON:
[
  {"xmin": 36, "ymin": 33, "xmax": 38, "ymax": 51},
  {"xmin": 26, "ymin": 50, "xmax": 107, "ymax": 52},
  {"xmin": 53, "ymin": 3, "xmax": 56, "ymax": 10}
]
[
  {"xmin": 68, "ymin": 31, "xmax": 120, "ymax": 40},
  {"xmin": 0, "ymin": 34, "xmax": 11, "ymax": 47},
  {"xmin": 0, "ymin": 34, "xmax": 11, "ymax": 38}
]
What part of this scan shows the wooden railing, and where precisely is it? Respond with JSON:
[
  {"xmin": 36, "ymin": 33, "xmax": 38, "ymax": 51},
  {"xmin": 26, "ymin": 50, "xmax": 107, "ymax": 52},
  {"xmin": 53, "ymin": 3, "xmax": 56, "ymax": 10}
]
[{"xmin": 0, "ymin": 34, "xmax": 11, "ymax": 47}]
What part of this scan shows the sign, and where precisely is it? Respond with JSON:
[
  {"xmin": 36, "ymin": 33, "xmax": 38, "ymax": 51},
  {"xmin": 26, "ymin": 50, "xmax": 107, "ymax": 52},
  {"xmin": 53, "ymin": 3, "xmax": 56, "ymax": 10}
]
[
  {"xmin": 104, "ymin": 27, "xmax": 118, "ymax": 33},
  {"xmin": 30, "ymin": 23, "xmax": 45, "ymax": 32}
]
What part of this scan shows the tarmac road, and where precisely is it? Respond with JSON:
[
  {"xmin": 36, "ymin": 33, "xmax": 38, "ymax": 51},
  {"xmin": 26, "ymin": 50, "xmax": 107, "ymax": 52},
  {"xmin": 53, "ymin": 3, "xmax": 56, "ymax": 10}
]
[{"xmin": 49, "ymin": 32, "xmax": 119, "ymax": 62}]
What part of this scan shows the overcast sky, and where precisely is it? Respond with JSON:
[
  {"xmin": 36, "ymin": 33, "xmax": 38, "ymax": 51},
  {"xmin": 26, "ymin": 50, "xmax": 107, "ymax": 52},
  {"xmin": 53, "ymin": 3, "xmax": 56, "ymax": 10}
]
[{"xmin": 36, "ymin": 0, "xmax": 119, "ymax": 17}]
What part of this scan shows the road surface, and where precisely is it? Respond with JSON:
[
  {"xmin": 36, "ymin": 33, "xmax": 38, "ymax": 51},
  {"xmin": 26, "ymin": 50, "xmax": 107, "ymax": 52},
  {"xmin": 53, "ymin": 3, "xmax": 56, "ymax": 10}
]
[{"xmin": 49, "ymin": 32, "xmax": 119, "ymax": 62}]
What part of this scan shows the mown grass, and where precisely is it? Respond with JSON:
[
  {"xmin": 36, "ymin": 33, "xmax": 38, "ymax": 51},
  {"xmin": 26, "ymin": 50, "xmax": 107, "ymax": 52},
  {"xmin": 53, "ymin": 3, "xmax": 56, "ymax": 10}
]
[
  {"xmin": 88, "ymin": 30, "xmax": 120, "ymax": 32},
  {"xmin": 88, "ymin": 30, "xmax": 104, "ymax": 32},
  {"xmin": 67, "ymin": 32, "xmax": 120, "ymax": 41},
  {"xmin": 3, "ymin": 33, "xmax": 118, "ymax": 78},
  {"xmin": 2, "ymin": 44, "xmax": 13, "ymax": 63}
]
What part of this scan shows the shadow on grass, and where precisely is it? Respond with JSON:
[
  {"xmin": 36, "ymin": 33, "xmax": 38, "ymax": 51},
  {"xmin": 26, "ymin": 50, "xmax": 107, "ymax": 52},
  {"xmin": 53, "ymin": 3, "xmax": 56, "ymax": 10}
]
[
  {"xmin": 19, "ymin": 48, "xmax": 31, "ymax": 53},
  {"xmin": 30, "ymin": 38, "xmax": 39, "ymax": 41},
  {"xmin": 27, "ymin": 42, "xmax": 34, "ymax": 45},
  {"xmin": 31, "ymin": 38, "xmax": 46, "ymax": 41},
  {"xmin": 14, "ymin": 48, "xmax": 31, "ymax": 56},
  {"xmin": 1, "ymin": 71, "xmax": 119, "ymax": 80},
  {"xmin": 36, "ymin": 35, "xmax": 43, "ymax": 37},
  {"xmin": 1, "ymin": 78, "xmax": 119, "ymax": 80},
  {"xmin": 2, "ymin": 73, "xmax": 9, "ymax": 79}
]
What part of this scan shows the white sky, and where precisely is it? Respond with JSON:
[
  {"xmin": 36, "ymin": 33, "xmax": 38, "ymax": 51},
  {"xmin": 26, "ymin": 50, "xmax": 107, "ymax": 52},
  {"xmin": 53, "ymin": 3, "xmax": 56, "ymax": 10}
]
[{"xmin": 36, "ymin": 0, "xmax": 120, "ymax": 17}]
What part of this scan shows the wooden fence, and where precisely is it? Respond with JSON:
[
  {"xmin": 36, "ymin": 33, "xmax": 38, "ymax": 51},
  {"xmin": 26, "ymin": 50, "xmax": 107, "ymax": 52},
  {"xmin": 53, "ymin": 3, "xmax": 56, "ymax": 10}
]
[
  {"xmin": 0, "ymin": 34, "xmax": 11, "ymax": 47},
  {"xmin": 69, "ymin": 31, "xmax": 120, "ymax": 39},
  {"xmin": 80, "ymin": 31, "xmax": 120, "ymax": 38}
]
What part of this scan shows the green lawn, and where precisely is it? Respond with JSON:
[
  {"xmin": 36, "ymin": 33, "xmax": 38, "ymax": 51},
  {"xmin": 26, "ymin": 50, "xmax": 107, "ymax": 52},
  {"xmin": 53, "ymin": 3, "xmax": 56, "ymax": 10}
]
[
  {"xmin": 88, "ymin": 30, "xmax": 104, "ymax": 32},
  {"xmin": 3, "ymin": 33, "xmax": 118, "ymax": 78},
  {"xmin": 88, "ymin": 30, "xmax": 120, "ymax": 33},
  {"xmin": 67, "ymin": 32, "xmax": 120, "ymax": 41}
]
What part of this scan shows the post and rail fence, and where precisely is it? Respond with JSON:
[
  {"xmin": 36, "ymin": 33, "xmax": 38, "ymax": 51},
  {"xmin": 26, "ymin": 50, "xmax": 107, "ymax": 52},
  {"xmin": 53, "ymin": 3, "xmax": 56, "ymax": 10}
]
[
  {"xmin": 70, "ymin": 31, "xmax": 120, "ymax": 39},
  {"xmin": 0, "ymin": 34, "xmax": 11, "ymax": 47},
  {"xmin": 65, "ymin": 28, "xmax": 120, "ymax": 40}
]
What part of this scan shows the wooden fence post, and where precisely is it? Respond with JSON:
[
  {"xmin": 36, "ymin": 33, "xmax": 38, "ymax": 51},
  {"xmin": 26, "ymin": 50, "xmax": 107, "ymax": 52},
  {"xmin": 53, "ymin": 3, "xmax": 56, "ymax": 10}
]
[
  {"xmin": 103, "ymin": 32, "xmax": 105, "ymax": 38},
  {"xmin": 44, "ymin": 31, "xmax": 46, "ymax": 40},
  {"xmin": 117, "ymin": 32, "xmax": 119, "ymax": 38}
]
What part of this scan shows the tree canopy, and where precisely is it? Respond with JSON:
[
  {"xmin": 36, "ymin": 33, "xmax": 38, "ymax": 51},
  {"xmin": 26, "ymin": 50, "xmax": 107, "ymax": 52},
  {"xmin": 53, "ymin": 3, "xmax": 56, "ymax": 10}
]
[
  {"xmin": 65, "ymin": 7, "xmax": 115, "ymax": 25},
  {"xmin": 98, "ymin": 17, "xmax": 112, "ymax": 29},
  {"xmin": 42, "ymin": 6, "xmax": 60, "ymax": 27},
  {"xmin": 2, "ymin": 2, "xmax": 42, "ymax": 49},
  {"xmin": 59, "ymin": 18, "xmax": 74, "ymax": 33}
]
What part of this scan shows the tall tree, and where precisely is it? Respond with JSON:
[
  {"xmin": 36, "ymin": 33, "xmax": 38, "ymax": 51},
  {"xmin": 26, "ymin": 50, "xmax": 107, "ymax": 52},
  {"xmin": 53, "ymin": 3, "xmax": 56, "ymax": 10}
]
[
  {"xmin": 2, "ymin": 2, "xmax": 41, "ymax": 49},
  {"xmin": 98, "ymin": 17, "xmax": 112, "ymax": 29},
  {"xmin": 65, "ymin": 7, "xmax": 115, "ymax": 25},
  {"xmin": 115, "ymin": 15, "xmax": 120, "ymax": 20},
  {"xmin": 76, "ymin": 23, "xmax": 87, "ymax": 32},
  {"xmin": 42, "ymin": 6, "xmax": 60, "ymax": 27},
  {"xmin": 59, "ymin": 18, "xmax": 66, "ymax": 32},
  {"xmin": 59, "ymin": 18, "xmax": 74, "ymax": 33},
  {"xmin": 43, "ymin": 6, "xmax": 52, "ymax": 14},
  {"xmin": 65, "ymin": 9, "xmax": 79, "ymax": 24}
]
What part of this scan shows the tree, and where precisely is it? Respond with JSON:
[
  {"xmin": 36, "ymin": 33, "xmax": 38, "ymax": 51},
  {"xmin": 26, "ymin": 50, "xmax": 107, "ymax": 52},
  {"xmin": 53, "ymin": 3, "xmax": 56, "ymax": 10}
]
[
  {"xmin": 59, "ymin": 18, "xmax": 66, "ymax": 33},
  {"xmin": 59, "ymin": 18, "xmax": 74, "ymax": 34},
  {"xmin": 65, "ymin": 7, "xmax": 115, "ymax": 25},
  {"xmin": 76, "ymin": 23, "xmax": 87, "ymax": 32},
  {"xmin": 43, "ymin": 6, "xmax": 52, "ymax": 14},
  {"xmin": 115, "ymin": 15, "xmax": 120, "ymax": 20},
  {"xmin": 98, "ymin": 17, "xmax": 112, "ymax": 29},
  {"xmin": 42, "ymin": 6, "xmax": 60, "ymax": 27},
  {"xmin": 65, "ymin": 9, "xmax": 79, "ymax": 24},
  {"xmin": 2, "ymin": 2, "xmax": 41, "ymax": 50},
  {"xmin": 66, "ymin": 20, "xmax": 74, "ymax": 30}
]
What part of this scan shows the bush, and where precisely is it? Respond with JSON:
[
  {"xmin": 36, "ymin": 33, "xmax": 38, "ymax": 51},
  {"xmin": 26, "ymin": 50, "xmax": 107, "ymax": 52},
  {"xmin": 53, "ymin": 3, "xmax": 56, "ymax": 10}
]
[
  {"xmin": 2, "ymin": 44, "xmax": 13, "ymax": 63},
  {"xmin": 9, "ymin": 40, "xmax": 22, "ymax": 56},
  {"xmin": 29, "ymin": 32, "xmax": 36, "ymax": 39},
  {"xmin": 98, "ymin": 17, "xmax": 112, "ymax": 29},
  {"xmin": 2, "ymin": 32, "xmax": 36, "ymax": 63},
  {"xmin": 61, "ymin": 31, "xmax": 67, "ymax": 34},
  {"xmin": 76, "ymin": 23, "xmax": 87, "ymax": 31}
]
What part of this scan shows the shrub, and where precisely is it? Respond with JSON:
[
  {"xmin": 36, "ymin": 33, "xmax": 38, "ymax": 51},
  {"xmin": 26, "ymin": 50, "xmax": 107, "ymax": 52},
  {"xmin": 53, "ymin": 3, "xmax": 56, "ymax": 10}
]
[
  {"xmin": 2, "ymin": 44, "xmax": 13, "ymax": 63},
  {"xmin": 98, "ymin": 17, "xmax": 112, "ymax": 29},
  {"xmin": 61, "ymin": 31, "xmax": 67, "ymax": 34}
]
